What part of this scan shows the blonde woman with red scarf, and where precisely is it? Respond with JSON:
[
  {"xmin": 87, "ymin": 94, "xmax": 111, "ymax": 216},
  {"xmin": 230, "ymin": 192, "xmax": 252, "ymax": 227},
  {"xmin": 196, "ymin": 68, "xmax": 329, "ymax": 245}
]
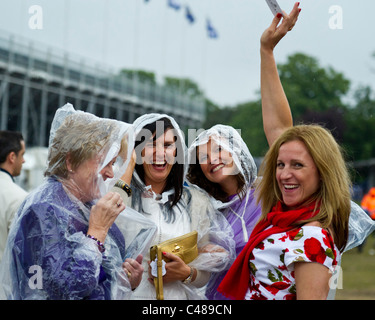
[
  {"xmin": 218, "ymin": 125, "xmax": 351, "ymax": 300},
  {"xmin": 218, "ymin": 5, "xmax": 351, "ymax": 300}
]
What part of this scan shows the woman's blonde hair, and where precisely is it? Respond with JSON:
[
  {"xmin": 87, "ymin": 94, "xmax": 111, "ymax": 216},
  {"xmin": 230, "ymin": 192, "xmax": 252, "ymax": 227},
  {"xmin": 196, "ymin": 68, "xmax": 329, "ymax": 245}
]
[{"xmin": 256, "ymin": 125, "xmax": 351, "ymax": 252}]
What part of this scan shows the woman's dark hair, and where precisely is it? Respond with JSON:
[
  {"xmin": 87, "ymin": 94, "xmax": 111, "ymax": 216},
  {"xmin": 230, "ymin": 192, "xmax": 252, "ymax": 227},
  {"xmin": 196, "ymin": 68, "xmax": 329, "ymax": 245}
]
[
  {"xmin": 134, "ymin": 117, "xmax": 184, "ymax": 207},
  {"xmin": 187, "ymin": 160, "xmax": 246, "ymax": 202}
]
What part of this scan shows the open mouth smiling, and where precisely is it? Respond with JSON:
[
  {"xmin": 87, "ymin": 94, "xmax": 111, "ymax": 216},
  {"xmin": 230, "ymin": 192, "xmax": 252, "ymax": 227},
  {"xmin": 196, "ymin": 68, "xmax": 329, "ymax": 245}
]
[
  {"xmin": 211, "ymin": 164, "xmax": 225, "ymax": 173},
  {"xmin": 283, "ymin": 184, "xmax": 299, "ymax": 190},
  {"xmin": 151, "ymin": 161, "xmax": 167, "ymax": 169}
]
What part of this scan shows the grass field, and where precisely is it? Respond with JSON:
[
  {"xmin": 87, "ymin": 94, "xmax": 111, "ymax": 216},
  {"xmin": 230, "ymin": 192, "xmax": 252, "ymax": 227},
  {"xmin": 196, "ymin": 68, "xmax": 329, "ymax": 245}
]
[{"xmin": 335, "ymin": 235, "xmax": 375, "ymax": 300}]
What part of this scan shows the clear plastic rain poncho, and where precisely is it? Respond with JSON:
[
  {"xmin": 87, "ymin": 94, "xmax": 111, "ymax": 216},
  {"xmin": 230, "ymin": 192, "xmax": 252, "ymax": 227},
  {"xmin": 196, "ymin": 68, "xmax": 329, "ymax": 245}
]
[
  {"xmin": 326, "ymin": 201, "xmax": 375, "ymax": 299},
  {"xmin": 187, "ymin": 124, "xmax": 258, "ymax": 208},
  {"xmin": 187, "ymin": 124, "xmax": 262, "ymax": 251},
  {"xmin": 0, "ymin": 103, "xmax": 156, "ymax": 300},
  {"xmin": 345, "ymin": 201, "xmax": 375, "ymax": 251},
  {"xmin": 128, "ymin": 114, "xmax": 236, "ymax": 300},
  {"xmin": 187, "ymin": 124, "xmax": 262, "ymax": 299}
]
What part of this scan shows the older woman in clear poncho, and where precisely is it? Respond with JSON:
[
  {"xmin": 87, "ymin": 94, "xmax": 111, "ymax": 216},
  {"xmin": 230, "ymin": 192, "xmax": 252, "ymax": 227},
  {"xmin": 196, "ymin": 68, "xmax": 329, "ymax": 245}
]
[
  {"xmin": 120, "ymin": 113, "xmax": 235, "ymax": 300},
  {"xmin": 0, "ymin": 103, "xmax": 156, "ymax": 300}
]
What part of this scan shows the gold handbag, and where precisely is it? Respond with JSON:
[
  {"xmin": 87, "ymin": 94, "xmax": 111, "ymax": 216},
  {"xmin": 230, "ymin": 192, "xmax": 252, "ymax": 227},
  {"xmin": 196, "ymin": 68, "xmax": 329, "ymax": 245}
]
[{"xmin": 149, "ymin": 230, "xmax": 198, "ymax": 300}]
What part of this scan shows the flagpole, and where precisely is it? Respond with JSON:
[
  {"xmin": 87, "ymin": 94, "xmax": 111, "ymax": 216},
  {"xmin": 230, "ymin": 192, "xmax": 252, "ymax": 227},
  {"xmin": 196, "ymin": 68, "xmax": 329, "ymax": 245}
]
[
  {"xmin": 133, "ymin": 0, "xmax": 141, "ymax": 99},
  {"xmin": 201, "ymin": 1, "xmax": 210, "ymax": 101},
  {"xmin": 102, "ymin": 0, "xmax": 109, "ymax": 66},
  {"xmin": 63, "ymin": 0, "xmax": 70, "ymax": 51},
  {"xmin": 160, "ymin": 3, "xmax": 168, "ymax": 80},
  {"xmin": 133, "ymin": 0, "xmax": 140, "ymax": 71},
  {"xmin": 179, "ymin": 8, "xmax": 187, "ymax": 97}
]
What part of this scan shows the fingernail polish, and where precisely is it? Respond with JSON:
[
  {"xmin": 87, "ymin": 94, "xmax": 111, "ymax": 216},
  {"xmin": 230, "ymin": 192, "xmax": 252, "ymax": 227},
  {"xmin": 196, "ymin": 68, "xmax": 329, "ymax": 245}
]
[{"xmin": 162, "ymin": 251, "xmax": 166, "ymax": 255}]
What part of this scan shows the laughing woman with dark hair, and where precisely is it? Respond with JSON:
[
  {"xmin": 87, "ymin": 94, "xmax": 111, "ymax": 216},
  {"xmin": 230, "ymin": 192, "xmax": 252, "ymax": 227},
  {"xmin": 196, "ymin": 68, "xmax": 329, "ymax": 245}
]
[
  {"xmin": 132, "ymin": 117, "xmax": 184, "ymax": 208},
  {"xmin": 119, "ymin": 113, "xmax": 235, "ymax": 300}
]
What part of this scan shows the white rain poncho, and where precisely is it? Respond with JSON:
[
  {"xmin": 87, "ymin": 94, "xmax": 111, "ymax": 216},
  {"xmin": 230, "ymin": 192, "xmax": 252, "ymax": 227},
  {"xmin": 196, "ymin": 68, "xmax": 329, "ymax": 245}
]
[
  {"xmin": 187, "ymin": 124, "xmax": 262, "ymax": 299},
  {"xmin": 128, "ymin": 114, "xmax": 236, "ymax": 300},
  {"xmin": 0, "ymin": 103, "xmax": 156, "ymax": 300},
  {"xmin": 187, "ymin": 124, "xmax": 258, "ymax": 209},
  {"xmin": 187, "ymin": 125, "xmax": 261, "ymax": 245}
]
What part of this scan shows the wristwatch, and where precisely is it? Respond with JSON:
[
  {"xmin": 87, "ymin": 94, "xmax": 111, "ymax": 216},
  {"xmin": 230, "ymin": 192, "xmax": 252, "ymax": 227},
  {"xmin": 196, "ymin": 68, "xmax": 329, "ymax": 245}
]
[
  {"xmin": 182, "ymin": 267, "xmax": 194, "ymax": 284},
  {"xmin": 114, "ymin": 179, "xmax": 132, "ymax": 197}
]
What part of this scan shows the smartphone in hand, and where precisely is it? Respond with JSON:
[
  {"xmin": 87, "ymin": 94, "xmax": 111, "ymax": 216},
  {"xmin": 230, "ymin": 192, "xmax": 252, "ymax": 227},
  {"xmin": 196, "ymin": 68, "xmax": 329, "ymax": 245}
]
[{"xmin": 265, "ymin": 0, "xmax": 283, "ymax": 16}]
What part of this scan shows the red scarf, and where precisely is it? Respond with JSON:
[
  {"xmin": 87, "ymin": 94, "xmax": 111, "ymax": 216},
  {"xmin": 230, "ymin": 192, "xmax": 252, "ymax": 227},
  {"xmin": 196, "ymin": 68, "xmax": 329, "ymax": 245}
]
[{"xmin": 217, "ymin": 200, "xmax": 319, "ymax": 300}]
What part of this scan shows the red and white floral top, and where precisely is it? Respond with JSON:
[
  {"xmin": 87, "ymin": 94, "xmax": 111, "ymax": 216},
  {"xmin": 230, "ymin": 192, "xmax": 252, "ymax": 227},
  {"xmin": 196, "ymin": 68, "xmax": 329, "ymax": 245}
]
[{"xmin": 244, "ymin": 226, "xmax": 340, "ymax": 300}]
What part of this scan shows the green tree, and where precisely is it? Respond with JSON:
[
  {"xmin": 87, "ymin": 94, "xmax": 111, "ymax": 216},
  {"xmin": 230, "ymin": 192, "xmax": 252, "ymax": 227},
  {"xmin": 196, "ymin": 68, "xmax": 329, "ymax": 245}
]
[
  {"xmin": 230, "ymin": 100, "xmax": 268, "ymax": 157},
  {"xmin": 204, "ymin": 52, "xmax": 353, "ymax": 157},
  {"xmin": 163, "ymin": 76, "xmax": 203, "ymax": 97},
  {"xmin": 203, "ymin": 103, "xmax": 235, "ymax": 128},
  {"xmin": 344, "ymin": 86, "xmax": 375, "ymax": 160},
  {"xmin": 278, "ymin": 53, "xmax": 350, "ymax": 120},
  {"xmin": 119, "ymin": 69, "xmax": 156, "ymax": 84},
  {"xmin": 203, "ymin": 100, "xmax": 267, "ymax": 157}
]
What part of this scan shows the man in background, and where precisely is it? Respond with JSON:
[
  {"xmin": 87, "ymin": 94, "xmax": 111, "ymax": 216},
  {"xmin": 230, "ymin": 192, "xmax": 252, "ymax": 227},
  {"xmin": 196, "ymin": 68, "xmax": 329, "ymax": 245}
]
[{"xmin": 0, "ymin": 131, "xmax": 28, "ymax": 263}]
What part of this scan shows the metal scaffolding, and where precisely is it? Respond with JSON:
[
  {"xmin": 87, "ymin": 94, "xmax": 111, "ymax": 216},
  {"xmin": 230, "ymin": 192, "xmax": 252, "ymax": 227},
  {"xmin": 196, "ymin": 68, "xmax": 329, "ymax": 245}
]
[{"xmin": 0, "ymin": 30, "xmax": 206, "ymax": 147}]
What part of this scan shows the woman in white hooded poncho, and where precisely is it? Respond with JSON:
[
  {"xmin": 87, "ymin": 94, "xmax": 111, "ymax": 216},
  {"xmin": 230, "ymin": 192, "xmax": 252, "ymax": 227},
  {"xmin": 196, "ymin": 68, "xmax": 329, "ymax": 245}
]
[
  {"xmin": 0, "ymin": 104, "xmax": 156, "ymax": 300},
  {"xmin": 122, "ymin": 113, "xmax": 235, "ymax": 300},
  {"xmin": 187, "ymin": 125, "xmax": 261, "ymax": 300}
]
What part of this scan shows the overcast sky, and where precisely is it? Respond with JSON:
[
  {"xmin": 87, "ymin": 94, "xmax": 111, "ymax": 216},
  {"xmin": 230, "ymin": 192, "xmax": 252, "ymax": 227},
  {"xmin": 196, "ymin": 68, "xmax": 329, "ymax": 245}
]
[{"xmin": 0, "ymin": 0, "xmax": 374, "ymax": 107}]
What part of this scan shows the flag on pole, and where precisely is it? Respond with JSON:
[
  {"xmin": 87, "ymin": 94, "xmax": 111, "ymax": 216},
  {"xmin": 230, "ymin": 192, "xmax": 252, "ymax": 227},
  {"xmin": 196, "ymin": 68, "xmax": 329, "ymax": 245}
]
[
  {"xmin": 206, "ymin": 18, "xmax": 218, "ymax": 39},
  {"xmin": 168, "ymin": 0, "xmax": 181, "ymax": 11},
  {"xmin": 185, "ymin": 6, "xmax": 195, "ymax": 24}
]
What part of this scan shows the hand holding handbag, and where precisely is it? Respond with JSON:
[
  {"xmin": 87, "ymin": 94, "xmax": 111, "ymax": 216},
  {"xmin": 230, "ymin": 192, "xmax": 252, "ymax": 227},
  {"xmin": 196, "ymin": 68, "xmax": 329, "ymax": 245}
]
[{"xmin": 149, "ymin": 230, "xmax": 198, "ymax": 300}]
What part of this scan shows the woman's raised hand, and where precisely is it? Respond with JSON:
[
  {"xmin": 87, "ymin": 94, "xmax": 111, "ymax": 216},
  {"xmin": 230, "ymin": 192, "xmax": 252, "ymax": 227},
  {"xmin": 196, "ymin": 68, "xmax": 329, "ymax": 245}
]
[
  {"xmin": 261, "ymin": 2, "xmax": 301, "ymax": 52},
  {"xmin": 87, "ymin": 191, "xmax": 125, "ymax": 243}
]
